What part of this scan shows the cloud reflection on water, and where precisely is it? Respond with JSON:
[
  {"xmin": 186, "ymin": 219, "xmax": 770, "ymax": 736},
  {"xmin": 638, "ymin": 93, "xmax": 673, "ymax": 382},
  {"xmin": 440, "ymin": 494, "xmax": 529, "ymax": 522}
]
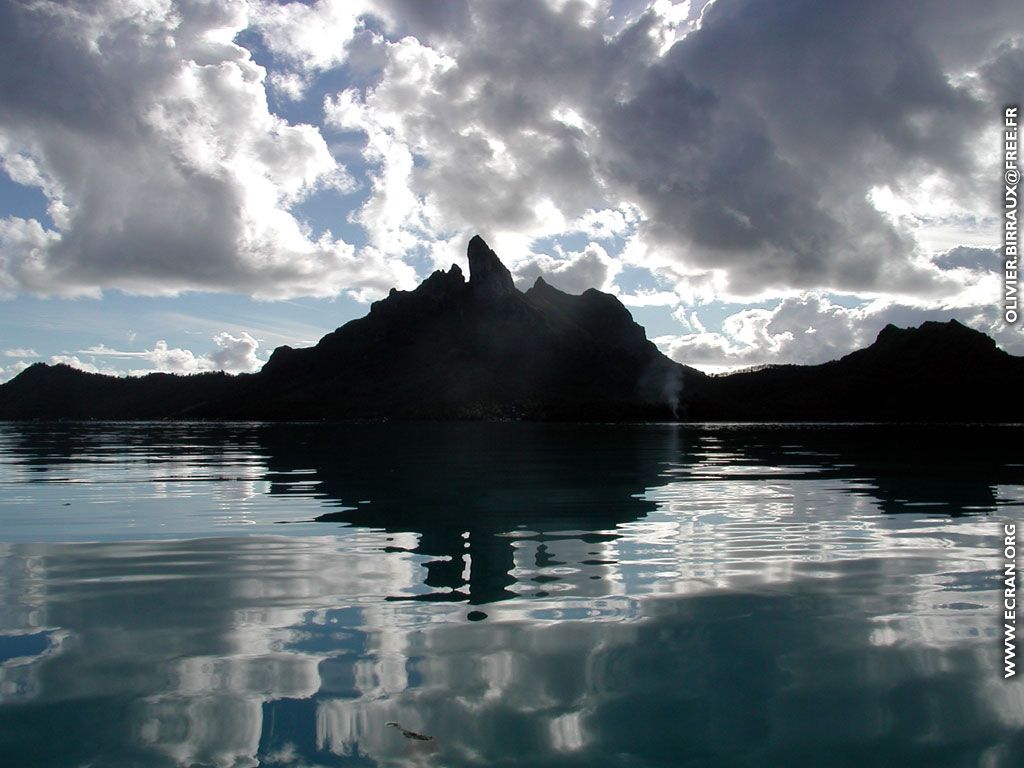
[{"xmin": 0, "ymin": 423, "xmax": 1021, "ymax": 765}]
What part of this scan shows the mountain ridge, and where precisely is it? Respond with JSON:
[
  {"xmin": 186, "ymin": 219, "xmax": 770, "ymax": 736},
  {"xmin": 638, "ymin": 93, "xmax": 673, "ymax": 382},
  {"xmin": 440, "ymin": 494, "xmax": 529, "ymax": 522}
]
[
  {"xmin": 682, "ymin": 318, "xmax": 1022, "ymax": 421},
  {"xmin": 1, "ymin": 237, "xmax": 1021, "ymax": 422}
]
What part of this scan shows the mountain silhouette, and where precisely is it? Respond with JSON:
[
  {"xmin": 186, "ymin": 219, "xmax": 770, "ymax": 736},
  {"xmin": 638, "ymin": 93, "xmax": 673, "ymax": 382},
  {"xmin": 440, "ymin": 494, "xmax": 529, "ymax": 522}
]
[
  {"xmin": 242, "ymin": 235, "xmax": 689, "ymax": 419},
  {"xmin": 683, "ymin": 319, "xmax": 1024, "ymax": 421},
  {"xmin": 1, "ymin": 237, "xmax": 1021, "ymax": 422}
]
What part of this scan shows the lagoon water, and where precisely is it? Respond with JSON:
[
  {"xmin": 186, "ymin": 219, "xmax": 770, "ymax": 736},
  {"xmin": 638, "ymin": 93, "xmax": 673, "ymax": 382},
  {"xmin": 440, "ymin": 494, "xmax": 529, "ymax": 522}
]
[{"xmin": 0, "ymin": 422, "xmax": 1022, "ymax": 767}]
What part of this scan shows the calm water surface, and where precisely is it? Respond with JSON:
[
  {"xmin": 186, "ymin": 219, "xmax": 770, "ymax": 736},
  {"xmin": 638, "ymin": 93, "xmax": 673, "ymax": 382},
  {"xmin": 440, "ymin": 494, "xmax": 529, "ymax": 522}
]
[{"xmin": 0, "ymin": 422, "xmax": 1021, "ymax": 767}]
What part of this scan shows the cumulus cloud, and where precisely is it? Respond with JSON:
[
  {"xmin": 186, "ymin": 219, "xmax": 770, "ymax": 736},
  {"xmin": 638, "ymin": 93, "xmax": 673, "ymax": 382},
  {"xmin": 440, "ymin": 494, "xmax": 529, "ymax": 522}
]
[
  {"xmin": 595, "ymin": 0, "xmax": 1013, "ymax": 294},
  {"xmin": 1, "ymin": 0, "xmax": 1021, "ymax": 370},
  {"xmin": 253, "ymin": 0, "xmax": 369, "ymax": 72},
  {"xmin": 208, "ymin": 331, "xmax": 263, "ymax": 373},
  {"xmin": 321, "ymin": 2, "xmax": 636, "ymax": 262},
  {"xmin": 72, "ymin": 343, "xmax": 210, "ymax": 376},
  {"xmin": 251, "ymin": 0, "xmax": 375, "ymax": 100},
  {"xmin": 3, "ymin": 347, "xmax": 37, "ymax": 358},
  {"xmin": 76, "ymin": 332, "xmax": 266, "ymax": 376},
  {"xmin": 48, "ymin": 355, "xmax": 121, "ymax": 377},
  {"xmin": 931, "ymin": 246, "xmax": 1000, "ymax": 271},
  {"xmin": 0, "ymin": 359, "xmax": 30, "ymax": 383},
  {"xmin": 3, "ymin": 0, "xmax": 1016, "ymax": 304},
  {"xmin": 661, "ymin": 296, "xmax": 1024, "ymax": 372},
  {"xmin": 568, "ymin": 205, "xmax": 641, "ymax": 242},
  {"xmin": 319, "ymin": 0, "xmax": 1020, "ymax": 300},
  {"xmin": 0, "ymin": 0, "xmax": 413, "ymax": 299},
  {"xmin": 513, "ymin": 242, "xmax": 619, "ymax": 293},
  {"xmin": 252, "ymin": 0, "xmax": 477, "ymax": 77}
]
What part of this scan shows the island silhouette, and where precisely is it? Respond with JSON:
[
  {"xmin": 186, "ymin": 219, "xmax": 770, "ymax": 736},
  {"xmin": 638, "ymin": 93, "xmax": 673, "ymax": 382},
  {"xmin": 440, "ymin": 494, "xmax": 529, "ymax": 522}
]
[{"xmin": 1, "ymin": 236, "xmax": 1021, "ymax": 422}]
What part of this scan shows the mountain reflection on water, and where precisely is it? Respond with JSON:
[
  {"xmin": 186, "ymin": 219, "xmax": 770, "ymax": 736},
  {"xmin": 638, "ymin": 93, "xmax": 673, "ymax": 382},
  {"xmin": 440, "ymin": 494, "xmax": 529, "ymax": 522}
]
[{"xmin": 0, "ymin": 422, "xmax": 1022, "ymax": 767}]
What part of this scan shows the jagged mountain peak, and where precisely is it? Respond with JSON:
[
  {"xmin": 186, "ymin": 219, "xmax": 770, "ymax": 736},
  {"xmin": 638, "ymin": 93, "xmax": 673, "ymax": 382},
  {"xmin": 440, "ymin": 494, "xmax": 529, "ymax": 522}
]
[
  {"xmin": 467, "ymin": 235, "xmax": 514, "ymax": 296},
  {"xmin": 3, "ymin": 237, "xmax": 1021, "ymax": 423}
]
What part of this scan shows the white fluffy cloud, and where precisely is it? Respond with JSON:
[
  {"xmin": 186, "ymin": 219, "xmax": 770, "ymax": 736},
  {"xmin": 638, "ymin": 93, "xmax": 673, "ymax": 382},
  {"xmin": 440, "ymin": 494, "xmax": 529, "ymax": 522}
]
[
  {"xmin": 0, "ymin": 0, "xmax": 413, "ymax": 300},
  {"xmin": 321, "ymin": 6, "xmax": 618, "ymax": 265},
  {"xmin": 660, "ymin": 296, "xmax": 1024, "ymax": 372},
  {"xmin": 317, "ymin": 0, "xmax": 1021, "ymax": 300},
  {"xmin": 207, "ymin": 331, "xmax": 263, "ymax": 373},
  {"xmin": 73, "ymin": 331, "xmax": 266, "ymax": 376},
  {"xmin": 513, "ymin": 242, "xmax": 619, "ymax": 293},
  {"xmin": 2, "ymin": 0, "xmax": 1017, "ymax": 305},
  {"xmin": 252, "ymin": 0, "xmax": 373, "ymax": 100},
  {"xmin": 48, "ymin": 356, "xmax": 121, "ymax": 377},
  {"xmin": 1, "ymin": 0, "xmax": 1021, "ymax": 371},
  {"xmin": 0, "ymin": 359, "xmax": 31, "ymax": 383}
]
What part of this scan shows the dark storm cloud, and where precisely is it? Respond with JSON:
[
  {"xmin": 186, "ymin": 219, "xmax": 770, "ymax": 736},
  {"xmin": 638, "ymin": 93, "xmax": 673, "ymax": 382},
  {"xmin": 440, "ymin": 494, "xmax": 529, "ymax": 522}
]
[
  {"xmin": 932, "ymin": 246, "xmax": 1000, "ymax": 270},
  {"xmin": 0, "ymin": 0, "xmax": 1017, "ymax": 303},
  {"xmin": 375, "ymin": 0, "xmax": 473, "ymax": 39},
  {"xmin": 331, "ymin": 0, "xmax": 1017, "ymax": 297},
  {"xmin": 981, "ymin": 36, "xmax": 1024, "ymax": 99},
  {"xmin": 595, "ymin": 0, "xmax": 1015, "ymax": 292}
]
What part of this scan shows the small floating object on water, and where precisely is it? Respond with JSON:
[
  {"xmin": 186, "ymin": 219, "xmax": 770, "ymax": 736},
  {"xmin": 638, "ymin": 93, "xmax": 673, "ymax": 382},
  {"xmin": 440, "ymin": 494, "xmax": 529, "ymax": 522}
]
[{"xmin": 386, "ymin": 722, "xmax": 433, "ymax": 741}]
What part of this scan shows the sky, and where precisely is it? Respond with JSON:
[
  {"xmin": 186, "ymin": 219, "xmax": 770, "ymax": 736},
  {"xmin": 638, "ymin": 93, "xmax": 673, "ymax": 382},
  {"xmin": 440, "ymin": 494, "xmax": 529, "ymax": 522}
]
[{"xmin": 0, "ymin": 0, "xmax": 1021, "ymax": 380}]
